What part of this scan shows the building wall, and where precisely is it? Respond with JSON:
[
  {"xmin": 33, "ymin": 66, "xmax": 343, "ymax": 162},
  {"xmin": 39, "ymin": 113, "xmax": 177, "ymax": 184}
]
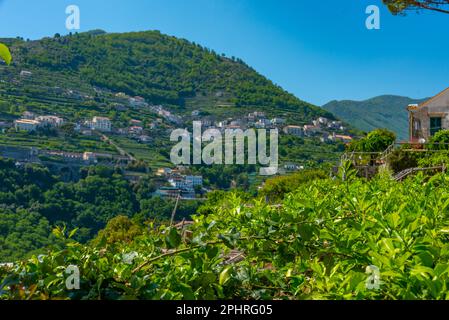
[
  {"xmin": 410, "ymin": 106, "xmax": 449, "ymax": 141},
  {"xmin": 409, "ymin": 89, "xmax": 449, "ymax": 142}
]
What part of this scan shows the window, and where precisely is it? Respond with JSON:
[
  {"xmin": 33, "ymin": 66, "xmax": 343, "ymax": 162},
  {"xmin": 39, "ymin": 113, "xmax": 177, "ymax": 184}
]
[
  {"xmin": 412, "ymin": 119, "xmax": 421, "ymax": 138},
  {"xmin": 430, "ymin": 117, "xmax": 442, "ymax": 136}
]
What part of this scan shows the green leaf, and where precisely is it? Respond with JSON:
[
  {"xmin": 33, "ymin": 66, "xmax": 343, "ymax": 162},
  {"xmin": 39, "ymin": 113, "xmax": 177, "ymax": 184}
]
[
  {"xmin": 219, "ymin": 266, "xmax": 232, "ymax": 286},
  {"xmin": 206, "ymin": 246, "xmax": 219, "ymax": 259},
  {"xmin": 165, "ymin": 227, "xmax": 181, "ymax": 248},
  {"xmin": 68, "ymin": 228, "xmax": 79, "ymax": 239},
  {"xmin": 0, "ymin": 43, "xmax": 12, "ymax": 65},
  {"xmin": 298, "ymin": 224, "xmax": 314, "ymax": 241},
  {"xmin": 179, "ymin": 283, "xmax": 195, "ymax": 300},
  {"xmin": 218, "ymin": 234, "xmax": 234, "ymax": 249},
  {"xmin": 417, "ymin": 251, "xmax": 434, "ymax": 268},
  {"xmin": 52, "ymin": 226, "xmax": 66, "ymax": 240},
  {"xmin": 410, "ymin": 265, "xmax": 434, "ymax": 279}
]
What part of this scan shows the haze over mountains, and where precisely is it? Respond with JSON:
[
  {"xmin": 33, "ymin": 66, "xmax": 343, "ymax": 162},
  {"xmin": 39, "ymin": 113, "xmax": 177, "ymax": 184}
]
[{"xmin": 322, "ymin": 95, "xmax": 428, "ymax": 141}]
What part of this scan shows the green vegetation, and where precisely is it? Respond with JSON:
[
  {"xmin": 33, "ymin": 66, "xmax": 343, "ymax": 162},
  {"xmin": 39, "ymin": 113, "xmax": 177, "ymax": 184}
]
[
  {"xmin": 0, "ymin": 130, "xmax": 116, "ymax": 154},
  {"xmin": 348, "ymin": 129, "xmax": 396, "ymax": 153},
  {"xmin": 387, "ymin": 130, "xmax": 449, "ymax": 172},
  {"xmin": 4, "ymin": 31, "xmax": 430, "ymax": 301},
  {"xmin": 0, "ymin": 158, "xmax": 200, "ymax": 262},
  {"xmin": 429, "ymin": 130, "xmax": 449, "ymax": 150},
  {"xmin": 2, "ymin": 30, "xmax": 331, "ymax": 121},
  {"xmin": 259, "ymin": 169, "xmax": 328, "ymax": 202},
  {"xmin": 4, "ymin": 167, "xmax": 449, "ymax": 299},
  {"xmin": 322, "ymin": 95, "xmax": 426, "ymax": 141}
]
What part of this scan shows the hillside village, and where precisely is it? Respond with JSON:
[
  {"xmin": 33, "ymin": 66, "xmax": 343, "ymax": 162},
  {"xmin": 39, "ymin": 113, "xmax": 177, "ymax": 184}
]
[
  {"xmin": 9, "ymin": 101, "xmax": 353, "ymax": 146},
  {"xmin": 0, "ymin": 76, "xmax": 354, "ymax": 200},
  {"xmin": 0, "ymin": 32, "xmax": 356, "ymax": 202}
]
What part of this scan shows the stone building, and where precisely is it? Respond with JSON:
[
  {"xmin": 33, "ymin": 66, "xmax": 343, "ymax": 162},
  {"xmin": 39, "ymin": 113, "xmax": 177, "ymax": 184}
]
[{"xmin": 408, "ymin": 87, "xmax": 449, "ymax": 142}]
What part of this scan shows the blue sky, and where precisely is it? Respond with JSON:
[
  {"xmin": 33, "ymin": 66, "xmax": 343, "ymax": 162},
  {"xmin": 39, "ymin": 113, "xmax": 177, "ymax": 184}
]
[{"xmin": 0, "ymin": 0, "xmax": 448, "ymax": 105}]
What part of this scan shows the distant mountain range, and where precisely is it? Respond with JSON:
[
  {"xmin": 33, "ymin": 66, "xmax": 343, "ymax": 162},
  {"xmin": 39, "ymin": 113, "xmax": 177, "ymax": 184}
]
[{"xmin": 322, "ymin": 95, "xmax": 428, "ymax": 141}]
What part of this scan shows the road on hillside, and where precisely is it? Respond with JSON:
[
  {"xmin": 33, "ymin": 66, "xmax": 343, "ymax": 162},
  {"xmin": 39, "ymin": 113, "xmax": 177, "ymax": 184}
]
[{"xmin": 98, "ymin": 133, "xmax": 137, "ymax": 162}]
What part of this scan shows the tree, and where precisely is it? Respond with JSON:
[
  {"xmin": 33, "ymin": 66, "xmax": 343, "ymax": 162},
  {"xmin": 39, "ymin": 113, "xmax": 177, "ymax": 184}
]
[
  {"xmin": 349, "ymin": 129, "xmax": 396, "ymax": 153},
  {"xmin": 383, "ymin": 0, "xmax": 449, "ymax": 14},
  {"xmin": 60, "ymin": 123, "xmax": 76, "ymax": 137},
  {"xmin": 93, "ymin": 215, "xmax": 142, "ymax": 245}
]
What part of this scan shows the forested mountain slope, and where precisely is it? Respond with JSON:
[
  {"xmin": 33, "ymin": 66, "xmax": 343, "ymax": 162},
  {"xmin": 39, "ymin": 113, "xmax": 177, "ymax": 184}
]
[
  {"xmin": 1, "ymin": 30, "xmax": 332, "ymax": 122},
  {"xmin": 323, "ymin": 95, "xmax": 427, "ymax": 140}
]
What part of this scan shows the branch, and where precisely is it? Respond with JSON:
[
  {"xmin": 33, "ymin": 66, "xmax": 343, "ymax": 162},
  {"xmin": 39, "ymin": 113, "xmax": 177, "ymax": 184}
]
[
  {"xmin": 414, "ymin": 1, "xmax": 449, "ymax": 13},
  {"xmin": 132, "ymin": 236, "xmax": 265, "ymax": 273},
  {"xmin": 384, "ymin": 0, "xmax": 449, "ymax": 14},
  {"xmin": 132, "ymin": 214, "xmax": 358, "ymax": 273}
]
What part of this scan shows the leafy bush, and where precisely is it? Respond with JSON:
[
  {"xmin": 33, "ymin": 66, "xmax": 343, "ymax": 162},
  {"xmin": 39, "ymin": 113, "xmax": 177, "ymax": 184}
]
[
  {"xmin": 0, "ymin": 158, "xmax": 196, "ymax": 261},
  {"xmin": 349, "ymin": 129, "xmax": 396, "ymax": 153},
  {"xmin": 429, "ymin": 130, "xmax": 449, "ymax": 150},
  {"xmin": 418, "ymin": 151, "xmax": 449, "ymax": 168},
  {"xmin": 92, "ymin": 215, "xmax": 143, "ymax": 245},
  {"xmin": 3, "ymin": 172, "xmax": 449, "ymax": 300},
  {"xmin": 259, "ymin": 169, "xmax": 328, "ymax": 202}
]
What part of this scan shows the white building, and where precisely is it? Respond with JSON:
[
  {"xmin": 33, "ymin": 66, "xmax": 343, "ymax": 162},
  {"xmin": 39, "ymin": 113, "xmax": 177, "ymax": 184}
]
[
  {"xmin": 20, "ymin": 70, "xmax": 32, "ymax": 77},
  {"xmin": 317, "ymin": 117, "xmax": 329, "ymax": 125},
  {"xmin": 284, "ymin": 163, "xmax": 301, "ymax": 171},
  {"xmin": 129, "ymin": 96, "xmax": 148, "ymax": 108},
  {"xmin": 283, "ymin": 125, "xmax": 304, "ymax": 137},
  {"xmin": 201, "ymin": 119, "xmax": 213, "ymax": 128},
  {"xmin": 138, "ymin": 135, "xmax": 151, "ymax": 143},
  {"xmin": 15, "ymin": 119, "xmax": 40, "ymax": 131},
  {"xmin": 260, "ymin": 118, "xmax": 272, "ymax": 126},
  {"xmin": 327, "ymin": 121, "xmax": 343, "ymax": 130},
  {"xmin": 216, "ymin": 120, "xmax": 228, "ymax": 128},
  {"xmin": 87, "ymin": 117, "xmax": 112, "ymax": 132},
  {"xmin": 36, "ymin": 116, "xmax": 64, "ymax": 127},
  {"xmin": 83, "ymin": 152, "xmax": 97, "ymax": 163},
  {"xmin": 22, "ymin": 111, "xmax": 36, "ymax": 120},
  {"xmin": 129, "ymin": 126, "xmax": 144, "ymax": 135},
  {"xmin": 247, "ymin": 112, "xmax": 266, "ymax": 121},
  {"xmin": 169, "ymin": 175, "xmax": 203, "ymax": 190},
  {"xmin": 303, "ymin": 125, "xmax": 321, "ymax": 136},
  {"xmin": 185, "ymin": 175, "xmax": 203, "ymax": 187},
  {"xmin": 272, "ymin": 118, "xmax": 286, "ymax": 126},
  {"xmin": 255, "ymin": 121, "xmax": 266, "ymax": 129}
]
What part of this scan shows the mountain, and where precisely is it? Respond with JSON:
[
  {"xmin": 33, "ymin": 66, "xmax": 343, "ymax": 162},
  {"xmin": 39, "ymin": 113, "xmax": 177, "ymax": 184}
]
[
  {"xmin": 1, "ymin": 30, "xmax": 333, "ymax": 123},
  {"xmin": 322, "ymin": 95, "xmax": 427, "ymax": 141},
  {"xmin": 0, "ymin": 30, "xmax": 353, "ymax": 172}
]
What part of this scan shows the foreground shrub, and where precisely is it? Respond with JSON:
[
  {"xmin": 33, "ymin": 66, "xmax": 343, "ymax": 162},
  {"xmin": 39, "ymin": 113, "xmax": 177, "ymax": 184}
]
[{"xmin": 2, "ymin": 173, "xmax": 449, "ymax": 300}]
